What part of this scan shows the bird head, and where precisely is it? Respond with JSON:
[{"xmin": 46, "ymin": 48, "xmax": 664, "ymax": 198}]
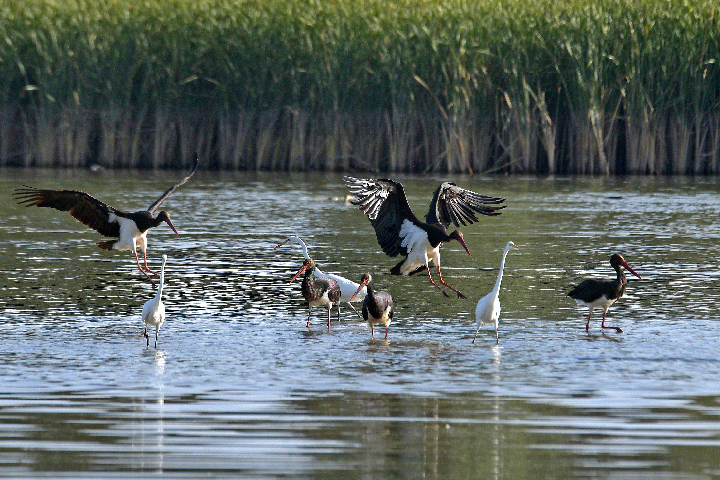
[
  {"xmin": 507, "ymin": 241, "xmax": 520, "ymax": 250},
  {"xmin": 350, "ymin": 273, "xmax": 372, "ymax": 301},
  {"xmin": 156, "ymin": 211, "xmax": 179, "ymax": 235},
  {"xmin": 450, "ymin": 230, "xmax": 471, "ymax": 256},
  {"xmin": 611, "ymin": 253, "xmax": 642, "ymax": 280},
  {"xmin": 289, "ymin": 258, "xmax": 315, "ymax": 283}
]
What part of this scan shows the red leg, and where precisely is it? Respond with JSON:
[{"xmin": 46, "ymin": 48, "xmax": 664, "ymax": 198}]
[
  {"xmin": 600, "ymin": 310, "xmax": 623, "ymax": 333},
  {"xmin": 143, "ymin": 250, "xmax": 160, "ymax": 277},
  {"xmin": 306, "ymin": 306, "xmax": 312, "ymax": 328},
  {"xmin": 385, "ymin": 325, "xmax": 388, "ymax": 340},
  {"xmin": 585, "ymin": 310, "xmax": 592, "ymax": 332},
  {"xmin": 426, "ymin": 264, "xmax": 449, "ymax": 297},
  {"xmin": 135, "ymin": 249, "xmax": 155, "ymax": 284},
  {"xmin": 371, "ymin": 324, "xmax": 375, "ymax": 340},
  {"xmin": 436, "ymin": 265, "xmax": 466, "ymax": 299},
  {"xmin": 327, "ymin": 306, "xmax": 331, "ymax": 331}
]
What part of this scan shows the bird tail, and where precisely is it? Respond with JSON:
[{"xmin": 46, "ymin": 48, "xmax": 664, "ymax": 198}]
[
  {"xmin": 96, "ymin": 240, "xmax": 116, "ymax": 251},
  {"xmin": 390, "ymin": 259, "xmax": 404, "ymax": 276}
]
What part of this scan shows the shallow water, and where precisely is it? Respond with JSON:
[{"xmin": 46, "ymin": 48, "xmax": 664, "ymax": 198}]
[{"xmin": 1, "ymin": 170, "xmax": 720, "ymax": 478}]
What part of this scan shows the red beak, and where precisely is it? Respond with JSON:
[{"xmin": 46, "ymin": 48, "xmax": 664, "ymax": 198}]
[
  {"xmin": 289, "ymin": 263, "xmax": 308, "ymax": 283},
  {"xmin": 457, "ymin": 235, "xmax": 471, "ymax": 256},
  {"xmin": 349, "ymin": 277, "xmax": 369, "ymax": 302},
  {"xmin": 621, "ymin": 260, "xmax": 642, "ymax": 280},
  {"xmin": 165, "ymin": 217, "xmax": 179, "ymax": 235}
]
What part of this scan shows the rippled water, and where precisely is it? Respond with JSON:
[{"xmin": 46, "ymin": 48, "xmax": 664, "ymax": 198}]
[{"xmin": 1, "ymin": 170, "xmax": 720, "ymax": 478}]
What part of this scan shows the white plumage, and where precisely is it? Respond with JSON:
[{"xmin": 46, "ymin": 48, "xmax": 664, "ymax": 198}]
[
  {"xmin": 142, "ymin": 254, "xmax": 167, "ymax": 348},
  {"xmin": 473, "ymin": 242, "xmax": 519, "ymax": 344},
  {"xmin": 274, "ymin": 236, "xmax": 366, "ymax": 311}
]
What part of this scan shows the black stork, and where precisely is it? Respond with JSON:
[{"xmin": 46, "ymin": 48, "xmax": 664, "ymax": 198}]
[
  {"xmin": 568, "ymin": 253, "xmax": 642, "ymax": 333},
  {"xmin": 344, "ymin": 176, "xmax": 505, "ymax": 299},
  {"xmin": 350, "ymin": 273, "xmax": 394, "ymax": 340},
  {"xmin": 14, "ymin": 155, "xmax": 198, "ymax": 283},
  {"xmin": 289, "ymin": 258, "xmax": 342, "ymax": 331}
]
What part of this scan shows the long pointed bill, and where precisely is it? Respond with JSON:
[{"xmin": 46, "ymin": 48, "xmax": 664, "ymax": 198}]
[
  {"xmin": 165, "ymin": 218, "xmax": 179, "ymax": 235},
  {"xmin": 289, "ymin": 264, "xmax": 308, "ymax": 283},
  {"xmin": 457, "ymin": 236, "xmax": 471, "ymax": 256},
  {"xmin": 349, "ymin": 278, "xmax": 369, "ymax": 302},
  {"xmin": 273, "ymin": 241, "xmax": 288, "ymax": 250},
  {"xmin": 621, "ymin": 260, "xmax": 642, "ymax": 280}
]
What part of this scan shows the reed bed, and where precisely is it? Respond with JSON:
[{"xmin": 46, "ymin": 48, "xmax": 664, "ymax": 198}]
[{"xmin": 0, "ymin": 0, "xmax": 718, "ymax": 173}]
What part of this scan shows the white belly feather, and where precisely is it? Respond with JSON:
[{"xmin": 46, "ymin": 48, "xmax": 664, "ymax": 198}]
[
  {"xmin": 398, "ymin": 219, "xmax": 438, "ymax": 275},
  {"xmin": 109, "ymin": 213, "xmax": 146, "ymax": 252}
]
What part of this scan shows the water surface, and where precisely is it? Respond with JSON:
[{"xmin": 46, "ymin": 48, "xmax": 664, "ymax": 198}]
[{"xmin": 1, "ymin": 170, "xmax": 720, "ymax": 478}]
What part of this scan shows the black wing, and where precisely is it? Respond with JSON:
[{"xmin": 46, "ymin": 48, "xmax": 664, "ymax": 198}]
[
  {"xmin": 425, "ymin": 182, "xmax": 505, "ymax": 228},
  {"xmin": 14, "ymin": 187, "xmax": 121, "ymax": 237},
  {"xmin": 147, "ymin": 153, "xmax": 199, "ymax": 213},
  {"xmin": 344, "ymin": 176, "xmax": 418, "ymax": 257}
]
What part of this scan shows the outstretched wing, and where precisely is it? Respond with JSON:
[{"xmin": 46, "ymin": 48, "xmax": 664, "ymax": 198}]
[
  {"xmin": 425, "ymin": 182, "xmax": 505, "ymax": 228},
  {"xmin": 147, "ymin": 153, "xmax": 199, "ymax": 213},
  {"xmin": 14, "ymin": 187, "xmax": 121, "ymax": 237},
  {"xmin": 344, "ymin": 176, "xmax": 419, "ymax": 257}
]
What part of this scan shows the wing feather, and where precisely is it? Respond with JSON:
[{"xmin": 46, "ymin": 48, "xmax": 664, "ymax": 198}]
[
  {"xmin": 14, "ymin": 187, "xmax": 120, "ymax": 237},
  {"xmin": 344, "ymin": 176, "xmax": 418, "ymax": 257},
  {"xmin": 426, "ymin": 182, "xmax": 505, "ymax": 228},
  {"xmin": 147, "ymin": 153, "xmax": 199, "ymax": 213}
]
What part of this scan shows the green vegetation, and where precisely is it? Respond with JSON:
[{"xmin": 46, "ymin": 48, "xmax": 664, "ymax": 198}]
[{"xmin": 0, "ymin": 0, "xmax": 718, "ymax": 173}]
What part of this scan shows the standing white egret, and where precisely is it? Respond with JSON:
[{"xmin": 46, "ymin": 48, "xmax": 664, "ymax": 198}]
[
  {"xmin": 274, "ymin": 236, "xmax": 365, "ymax": 318},
  {"xmin": 142, "ymin": 254, "xmax": 167, "ymax": 348},
  {"xmin": 473, "ymin": 241, "xmax": 519, "ymax": 344}
]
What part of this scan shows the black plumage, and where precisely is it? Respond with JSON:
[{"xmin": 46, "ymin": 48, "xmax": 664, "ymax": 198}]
[
  {"xmin": 289, "ymin": 258, "xmax": 342, "ymax": 330},
  {"xmin": 344, "ymin": 176, "xmax": 505, "ymax": 298},
  {"xmin": 568, "ymin": 253, "xmax": 642, "ymax": 332},
  {"xmin": 14, "ymin": 154, "xmax": 198, "ymax": 281},
  {"xmin": 351, "ymin": 273, "xmax": 394, "ymax": 340}
]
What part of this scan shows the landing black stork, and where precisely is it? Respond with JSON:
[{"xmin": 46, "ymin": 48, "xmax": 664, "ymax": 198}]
[
  {"xmin": 350, "ymin": 273, "xmax": 394, "ymax": 340},
  {"xmin": 344, "ymin": 176, "xmax": 505, "ymax": 299},
  {"xmin": 568, "ymin": 253, "xmax": 642, "ymax": 333},
  {"xmin": 289, "ymin": 258, "xmax": 342, "ymax": 331},
  {"xmin": 14, "ymin": 155, "xmax": 198, "ymax": 283}
]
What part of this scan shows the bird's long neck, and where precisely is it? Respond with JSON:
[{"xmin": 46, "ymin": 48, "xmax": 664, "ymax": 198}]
[
  {"xmin": 289, "ymin": 236, "xmax": 310, "ymax": 260},
  {"xmin": 615, "ymin": 266, "xmax": 626, "ymax": 286},
  {"xmin": 365, "ymin": 279, "xmax": 376, "ymax": 301},
  {"xmin": 156, "ymin": 261, "xmax": 166, "ymax": 300},
  {"xmin": 491, "ymin": 246, "xmax": 512, "ymax": 295}
]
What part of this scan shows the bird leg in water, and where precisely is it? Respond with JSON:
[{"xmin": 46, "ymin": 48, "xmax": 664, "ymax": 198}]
[
  {"xmin": 143, "ymin": 327, "xmax": 149, "ymax": 347},
  {"xmin": 306, "ymin": 306, "xmax": 312, "ymax": 328},
  {"xmin": 585, "ymin": 311, "xmax": 592, "ymax": 332},
  {"xmin": 425, "ymin": 264, "xmax": 450, "ymax": 297},
  {"xmin": 326, "ymin": 305, "xmax": 332, "ymax": 331},
  {"xmin": 436, "ymin": 265, "xmax": 467, "ymax": 299},
  {"xmin": 600, "ymin": 310, "xmax": 623, "ymax": 333}
]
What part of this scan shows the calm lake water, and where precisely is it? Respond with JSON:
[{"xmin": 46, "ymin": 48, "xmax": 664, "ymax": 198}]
[{"xmin": 1, "ymin": 169, "xmax": 720, "ymax": 478}]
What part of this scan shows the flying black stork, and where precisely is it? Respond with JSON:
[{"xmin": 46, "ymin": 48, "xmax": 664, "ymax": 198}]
[
  {"xmin": 14, "ymin": 155, "xmax": 198, "ymax": 283},
  {"xmin": 568, "ymin": 253, "xmax": 642, "ymax": 333},
  {"xmin": 274, "ymin": 235, "xmax": 365, "ymax": 319},
  {"xmin": 350, "ymin": 273, "xmax": 394, "ymax": 340},
  {"xmin": 289, "ymin": 258, "xmax": 342, "ymax": 331},
  {"xmin": 344, "ymin": 176, "xmax": 505, "ymax": 299}
]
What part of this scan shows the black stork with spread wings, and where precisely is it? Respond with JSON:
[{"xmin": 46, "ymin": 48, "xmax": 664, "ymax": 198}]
[
  {"xmin": 344, "ymin": 176, "xmax": 505, "ymax": 299},
  {"xmin": 14, "ymin": 155, "xmax": 199, "ymax": 283}
]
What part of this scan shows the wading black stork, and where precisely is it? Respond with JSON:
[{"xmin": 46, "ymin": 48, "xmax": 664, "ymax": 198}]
[
  {"xmin": 344, "ymin": 176, "xmax": 505, "ymax": 299},
  {"xmin": 350, "ymin": 273, "xmax": 394, "ymax": 340},
  {"xmin": 274, "ymin": 235, "xmax": 365, "ymax": 319},
  {"xmin": 14, "ymin": 155, "xmax": 198, "ymax": 283},
  {"xmin": 568, "ymin": 253, "xmax": 642, "ymax": 333},
  {"xmin": 289, "ymin": 258, "xmax": 342, "ymax": 331}
]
